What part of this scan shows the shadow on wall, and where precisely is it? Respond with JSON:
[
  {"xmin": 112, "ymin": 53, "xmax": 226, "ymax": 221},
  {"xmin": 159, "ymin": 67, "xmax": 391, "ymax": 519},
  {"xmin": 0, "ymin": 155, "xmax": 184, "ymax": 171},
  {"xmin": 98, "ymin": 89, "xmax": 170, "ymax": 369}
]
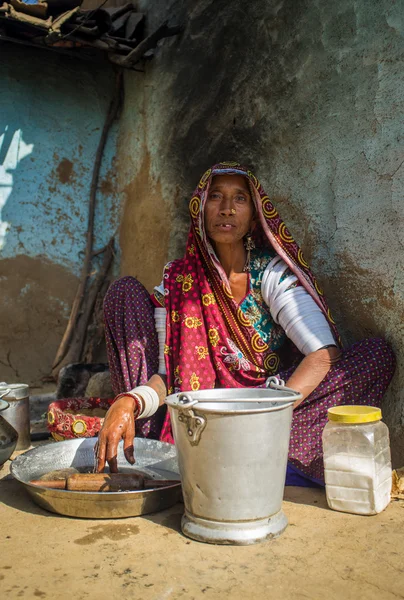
[
  {"xmin": 125, "ymin": 0, "xmax": 404, "ymax": 464},
  {"xmin": 0, "ymin": 42, "xmax": 121, "ymax": 386}
]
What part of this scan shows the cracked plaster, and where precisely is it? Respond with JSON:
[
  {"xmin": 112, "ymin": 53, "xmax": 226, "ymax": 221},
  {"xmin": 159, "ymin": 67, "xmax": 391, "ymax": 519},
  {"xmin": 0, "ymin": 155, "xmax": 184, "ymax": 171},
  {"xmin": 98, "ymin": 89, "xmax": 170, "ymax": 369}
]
[
  {"xmin": 118, "ymin": 0, "xmax": 404, "ymax": 463},
  {"xmin": 0, "ymin": 45, "xmax": 120, "ymax": 385}
]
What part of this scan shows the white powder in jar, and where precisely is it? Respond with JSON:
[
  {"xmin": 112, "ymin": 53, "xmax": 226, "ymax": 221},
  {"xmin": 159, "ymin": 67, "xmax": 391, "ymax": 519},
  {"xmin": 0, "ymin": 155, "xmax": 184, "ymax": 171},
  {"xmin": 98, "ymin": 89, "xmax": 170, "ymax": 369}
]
[{"xmin": 324, "ymin": 453, "xmax": 392, "ymax": 514}]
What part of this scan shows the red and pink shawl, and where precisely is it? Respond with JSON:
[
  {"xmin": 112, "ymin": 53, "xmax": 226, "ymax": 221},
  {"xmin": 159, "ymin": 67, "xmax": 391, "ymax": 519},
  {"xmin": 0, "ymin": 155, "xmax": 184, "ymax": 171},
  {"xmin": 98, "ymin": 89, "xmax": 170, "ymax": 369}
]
[{"xmin": 155, "ymin": 162, "xmax": 340, "ymax": 443}]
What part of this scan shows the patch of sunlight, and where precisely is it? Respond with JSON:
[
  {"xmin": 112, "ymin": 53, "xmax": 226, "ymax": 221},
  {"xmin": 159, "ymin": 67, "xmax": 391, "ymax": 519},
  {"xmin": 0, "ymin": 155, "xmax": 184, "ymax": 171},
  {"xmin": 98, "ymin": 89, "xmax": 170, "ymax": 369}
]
[{"xmin": 0, "ymin": 127, "xmax": 34, "ymax": 250}]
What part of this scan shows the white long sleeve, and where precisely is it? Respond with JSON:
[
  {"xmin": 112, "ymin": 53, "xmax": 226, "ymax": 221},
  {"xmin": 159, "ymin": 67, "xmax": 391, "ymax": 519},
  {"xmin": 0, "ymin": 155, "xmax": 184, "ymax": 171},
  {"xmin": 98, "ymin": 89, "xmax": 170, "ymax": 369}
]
[
  {"xmin": 261, "ymin": 256, "xmax": 336, "ymax": 355},
  {"xmin": 127, "ymin": 304, "xmax": 166, "ymax": 399},
  {"xmin": 154, "ymin": 307, "xmax": 167, "ymax": 374},
  {"xmin": 153, "ymin": 258, "xmax": 336, "ymax": 372}
]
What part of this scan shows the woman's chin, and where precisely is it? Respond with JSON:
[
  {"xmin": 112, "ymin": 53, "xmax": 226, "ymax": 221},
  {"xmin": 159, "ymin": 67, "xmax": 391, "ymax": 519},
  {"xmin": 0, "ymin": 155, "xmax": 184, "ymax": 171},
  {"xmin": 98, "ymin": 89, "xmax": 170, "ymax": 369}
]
[{"xmin": 208, "ymin": 232, "xmax": 244, "ymax": 246}]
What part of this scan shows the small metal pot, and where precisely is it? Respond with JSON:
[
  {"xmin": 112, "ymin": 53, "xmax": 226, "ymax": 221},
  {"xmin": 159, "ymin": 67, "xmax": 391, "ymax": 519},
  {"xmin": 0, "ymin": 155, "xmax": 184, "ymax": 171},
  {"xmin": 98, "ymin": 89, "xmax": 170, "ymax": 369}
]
[
  {"xmin": 0, "ymin": 398, "xmax": 18, "ymax": 468},
  {"xmin": 166, "ymin": 381, "xmax": 301, "ymax": 545},
  {"xmin": 0, "ymin": 383, "xmax": 30, "ymax": 450}
]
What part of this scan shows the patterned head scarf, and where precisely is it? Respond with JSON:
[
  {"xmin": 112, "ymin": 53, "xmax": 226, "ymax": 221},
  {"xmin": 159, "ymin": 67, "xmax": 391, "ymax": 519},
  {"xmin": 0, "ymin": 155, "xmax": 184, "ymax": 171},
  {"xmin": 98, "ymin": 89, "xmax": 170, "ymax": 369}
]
[{"xmin": 159, "ymin": 161, "xmax": 339, "ymax": 400}]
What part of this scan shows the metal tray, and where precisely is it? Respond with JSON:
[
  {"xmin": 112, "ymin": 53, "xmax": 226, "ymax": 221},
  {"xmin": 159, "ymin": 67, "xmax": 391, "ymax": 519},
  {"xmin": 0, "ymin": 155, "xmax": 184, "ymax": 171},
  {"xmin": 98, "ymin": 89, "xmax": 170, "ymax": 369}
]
[{"xmin": 11, "ymin": 437, "xmax": 182, "ymax": 519}]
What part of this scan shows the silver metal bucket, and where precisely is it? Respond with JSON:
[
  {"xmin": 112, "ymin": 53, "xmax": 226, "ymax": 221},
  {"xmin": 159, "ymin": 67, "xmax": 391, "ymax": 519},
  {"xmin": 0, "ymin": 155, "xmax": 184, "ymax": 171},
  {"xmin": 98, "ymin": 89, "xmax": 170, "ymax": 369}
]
[
  {"xmin": 165, "ymin": 381, "xmax": 301, "ymax": 545},
  {"xmin": 0, "ymin": 383, "xmax": 30, "ymax": 450}
]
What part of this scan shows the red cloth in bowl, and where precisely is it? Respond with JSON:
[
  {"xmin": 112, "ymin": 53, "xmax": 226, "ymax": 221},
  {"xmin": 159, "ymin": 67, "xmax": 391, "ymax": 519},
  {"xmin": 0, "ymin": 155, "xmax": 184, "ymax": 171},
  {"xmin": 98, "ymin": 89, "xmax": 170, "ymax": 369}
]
[{"xmin": 47, "ymin": 397, "xmax": 115, "ymax": 441}]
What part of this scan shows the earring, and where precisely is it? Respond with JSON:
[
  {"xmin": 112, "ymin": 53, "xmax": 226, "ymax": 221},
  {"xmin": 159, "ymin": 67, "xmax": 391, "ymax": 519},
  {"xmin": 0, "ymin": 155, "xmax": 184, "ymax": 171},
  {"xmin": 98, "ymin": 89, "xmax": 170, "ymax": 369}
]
[{"xmin": 243, "ymin": 232, "xmax": 255, "ymax": 272}]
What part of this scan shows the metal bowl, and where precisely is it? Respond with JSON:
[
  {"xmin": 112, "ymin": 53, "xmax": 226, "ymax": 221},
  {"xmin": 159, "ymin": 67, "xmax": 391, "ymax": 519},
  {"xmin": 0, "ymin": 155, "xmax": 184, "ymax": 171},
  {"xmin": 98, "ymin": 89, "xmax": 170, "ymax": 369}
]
[{"xmin": 11, "ymin": 437, "xmax": 181, "ymax": 519}]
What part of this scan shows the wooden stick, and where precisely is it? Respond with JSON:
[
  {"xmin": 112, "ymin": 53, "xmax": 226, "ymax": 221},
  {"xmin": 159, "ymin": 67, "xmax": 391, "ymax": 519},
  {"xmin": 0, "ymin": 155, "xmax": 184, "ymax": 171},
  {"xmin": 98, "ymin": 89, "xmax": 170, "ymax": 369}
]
[
  {"xmin": 56, "ymin": 237, "xmax": 114, "ymax": 369},
  {"xmin": 52, "ymin": 71, "xmax": 123, "ymax": 376},
  {"xmin": 29, "ymin": 473, "xmax": 180, "ymax": 492},
  {"xmin": 109, "ymin": 20, "xmax": 183, "ymax": 68}
]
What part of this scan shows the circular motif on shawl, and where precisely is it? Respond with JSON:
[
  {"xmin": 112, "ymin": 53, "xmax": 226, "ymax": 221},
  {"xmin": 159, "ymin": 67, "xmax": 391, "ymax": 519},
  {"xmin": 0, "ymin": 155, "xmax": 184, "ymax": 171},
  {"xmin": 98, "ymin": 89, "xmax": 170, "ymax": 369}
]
[
  {"xmin": 262, "ymin": 196, "xmax": 278, "ymax": 219},
  {"xmin": 182, "ymin": 275, "xmax": 194, "ymax": 293},
  {"xmin": 190, "ymin": 196, "xmax": 201, "ymax": 218},
  {"xmin": 184, "ymin": 316, "xmax": 202, "ymax": 329},
  {"xmin": 279, "ymin": 223, "xmax": 294, "ymax": 244},
  {"xmin": 297, "ymin": 249, "xmax": 309, "ymax": 269},
  {"xmin": 195, "ymin": 346, "xmax": 209, "ymax": 360},
  {"xmin": 223, "ymin": 285, "xmax": 233, "ymax": 299},
  {"xmin": 208, "ymin": 328, "xmax": 220, "ymax": 347},
  {"xmin": 190, "ymin": 373, "xmax": 200, "ymax": 391},
  {"xmin": 264, "ymin": 352, "xmax": 280, "ymax": 374},
  {"xmin": 202, "ymin": 293, "xmax": 216, "ymax": 306},
  {"xmin": 219, "ymin": 161, "xmax": 240, "ymax": 167},
  {"xmin": 314, "ymin": 279, "xmax": 324, "ymax": 296},
  {"xmin": 71, "ymin": 419, "xmax": 87, "ymax": 435},
  {"xmin": 198, "ymin": 168, "xmax": 212, "ymax": 189},
  {"xmin": 247, "ymin": 170, "xmax": 259, "ymax": 189},
  {"xmin": 237, "ymin": 308, "xmax": 251, "ymax": 327},
  {"xmin": 47, "ymin": 410, "xmax": 55, "ymax": 425},
  {"xmin": 327, "ymin": 308, "xmax": 336, "ymax": 324},
  {"xmin": 251, "ymin": 333, "xmax": 269, "ymax": 353}
]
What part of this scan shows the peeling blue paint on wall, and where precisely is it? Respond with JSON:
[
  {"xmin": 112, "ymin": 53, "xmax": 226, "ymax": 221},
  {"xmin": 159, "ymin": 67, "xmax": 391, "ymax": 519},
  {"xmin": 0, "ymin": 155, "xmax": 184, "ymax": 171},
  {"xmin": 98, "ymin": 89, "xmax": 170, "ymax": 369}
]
[
  {"xmin": 0, "ymin": 46, "xmax": 120, "ymax": 276},
  {"xmin": 0, "ymin": 44, "xmax": 122, "ymax": 384}
]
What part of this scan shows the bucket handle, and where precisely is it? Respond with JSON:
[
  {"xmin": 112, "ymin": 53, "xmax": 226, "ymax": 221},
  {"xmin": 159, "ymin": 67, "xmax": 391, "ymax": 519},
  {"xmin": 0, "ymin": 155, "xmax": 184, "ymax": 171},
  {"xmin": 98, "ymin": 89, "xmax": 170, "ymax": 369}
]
[
  {"xmin": 266, "ymin": 377, "xmax": 302, "ymax": 401},
  {"xmin": 177, "ymin": 393, "xmax": 199, "ymax": 409},
  {"xmin": 265, "ymin": 376, "xmax": 289, "ymax": 390},
  {"xmin": 176, "ymin": 393, "xmax": 207, "ymax": 446},
  {"xmin": 176, "ymin": 379, "xmax": 300, "ymax": 408},
  {"xmin": 0, "ymin": 388, "xmax": 11, "ymax": 400}
]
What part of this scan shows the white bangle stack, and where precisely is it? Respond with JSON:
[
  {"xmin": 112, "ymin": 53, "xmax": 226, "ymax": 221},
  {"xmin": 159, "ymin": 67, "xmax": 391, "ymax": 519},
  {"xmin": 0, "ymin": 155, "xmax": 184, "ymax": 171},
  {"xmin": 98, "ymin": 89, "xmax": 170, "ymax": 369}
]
[
  {"xmin": 131, "ymin": 385, "xmax": 160, "ymax": 419},
  {"xmin": 116, "ymin": 385, "xmax": 160, "ymax": 419}
]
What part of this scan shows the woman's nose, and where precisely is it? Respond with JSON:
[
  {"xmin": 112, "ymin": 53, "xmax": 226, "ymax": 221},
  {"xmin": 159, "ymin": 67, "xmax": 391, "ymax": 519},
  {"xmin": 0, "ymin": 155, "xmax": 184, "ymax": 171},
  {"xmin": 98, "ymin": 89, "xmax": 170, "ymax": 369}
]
[{"xmin": 219, "ymin": 199, "xmax": 234, "ymax": 215}]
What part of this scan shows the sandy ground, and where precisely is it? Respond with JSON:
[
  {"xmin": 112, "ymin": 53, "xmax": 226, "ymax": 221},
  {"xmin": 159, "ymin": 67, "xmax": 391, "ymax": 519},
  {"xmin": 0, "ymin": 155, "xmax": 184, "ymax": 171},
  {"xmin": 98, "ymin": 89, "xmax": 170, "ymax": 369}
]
[{"xmin": 1, "ymin": 450, "xmax": 404, "ymax": 600}]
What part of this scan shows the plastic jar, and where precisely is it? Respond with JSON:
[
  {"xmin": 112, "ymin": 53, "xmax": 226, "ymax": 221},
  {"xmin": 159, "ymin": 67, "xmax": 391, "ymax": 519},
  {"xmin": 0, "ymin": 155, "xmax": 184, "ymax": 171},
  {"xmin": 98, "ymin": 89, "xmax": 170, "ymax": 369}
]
[{"xmin": 322, "ymin": 406, "xmax": 392, "ymax": 515}]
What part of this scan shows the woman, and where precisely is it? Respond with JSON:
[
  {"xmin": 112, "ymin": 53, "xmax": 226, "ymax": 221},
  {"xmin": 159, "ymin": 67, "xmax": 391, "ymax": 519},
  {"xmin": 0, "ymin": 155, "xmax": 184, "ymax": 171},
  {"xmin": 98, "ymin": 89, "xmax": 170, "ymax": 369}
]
[{"xmin": 96, "ymin": 162, "xmax": 395, "ymax": 484}]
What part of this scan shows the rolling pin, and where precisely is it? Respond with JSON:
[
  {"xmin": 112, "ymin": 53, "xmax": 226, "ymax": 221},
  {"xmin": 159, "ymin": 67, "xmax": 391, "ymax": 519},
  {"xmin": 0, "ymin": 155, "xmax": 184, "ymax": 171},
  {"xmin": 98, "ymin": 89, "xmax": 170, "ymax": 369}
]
[{"xmin": 29, "ymin": 473, "xmax": 179, "ymax": 492}]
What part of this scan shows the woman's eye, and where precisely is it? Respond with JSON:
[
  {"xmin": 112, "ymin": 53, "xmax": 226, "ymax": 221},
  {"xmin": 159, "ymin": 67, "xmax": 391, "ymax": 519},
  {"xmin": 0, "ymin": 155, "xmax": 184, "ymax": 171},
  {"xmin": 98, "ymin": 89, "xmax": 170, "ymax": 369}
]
[
  {"xmin": 209, "ymin": 193, "xmax": 221, "ymax": 200},
  {"xmin": 235, "ymin": 195, "xmax": 248, "ymax": 202}
]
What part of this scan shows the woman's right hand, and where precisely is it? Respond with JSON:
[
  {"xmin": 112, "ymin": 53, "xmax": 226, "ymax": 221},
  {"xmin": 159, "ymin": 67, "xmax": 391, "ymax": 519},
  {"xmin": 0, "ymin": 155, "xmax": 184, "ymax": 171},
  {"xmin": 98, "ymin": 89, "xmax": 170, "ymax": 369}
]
[{"xmin": 95, "ymin": 395, "xmax": 137, "ymax": 473}]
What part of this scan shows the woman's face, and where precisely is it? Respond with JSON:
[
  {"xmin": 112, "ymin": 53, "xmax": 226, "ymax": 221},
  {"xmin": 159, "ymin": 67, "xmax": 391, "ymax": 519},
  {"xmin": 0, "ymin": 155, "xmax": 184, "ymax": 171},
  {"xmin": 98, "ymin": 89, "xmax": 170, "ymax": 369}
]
[{"xmin": 204, "ymin": 174, "xmax": 255, "ymax": 246}]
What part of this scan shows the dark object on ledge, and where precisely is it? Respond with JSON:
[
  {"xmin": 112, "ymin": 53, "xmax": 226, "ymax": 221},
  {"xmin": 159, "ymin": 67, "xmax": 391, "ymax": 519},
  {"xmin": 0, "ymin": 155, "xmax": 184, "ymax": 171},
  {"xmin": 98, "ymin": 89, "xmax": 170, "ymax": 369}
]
[
  {"xmin": 0, "ymin": 0, "xmax": 183, "ymax": 70},
  {"xmin": 56, "ymin": 363, "xmax": 109, "ymax": 399}
]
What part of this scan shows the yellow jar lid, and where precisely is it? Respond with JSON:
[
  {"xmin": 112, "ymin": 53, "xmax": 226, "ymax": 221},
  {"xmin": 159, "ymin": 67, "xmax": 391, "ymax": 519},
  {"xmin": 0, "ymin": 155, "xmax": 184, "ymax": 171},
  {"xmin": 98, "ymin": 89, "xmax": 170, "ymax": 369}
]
[{"xmin": 327, "ymin": 405, "xmax": 382, "ymax": 424}]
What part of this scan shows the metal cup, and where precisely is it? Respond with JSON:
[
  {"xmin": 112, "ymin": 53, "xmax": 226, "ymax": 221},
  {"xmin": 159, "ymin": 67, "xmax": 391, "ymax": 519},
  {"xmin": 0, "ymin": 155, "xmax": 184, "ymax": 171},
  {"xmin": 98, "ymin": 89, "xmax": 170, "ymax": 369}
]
[{"xmin": 0, "ymin": 383, "xmax": 30, "ymax": 450}]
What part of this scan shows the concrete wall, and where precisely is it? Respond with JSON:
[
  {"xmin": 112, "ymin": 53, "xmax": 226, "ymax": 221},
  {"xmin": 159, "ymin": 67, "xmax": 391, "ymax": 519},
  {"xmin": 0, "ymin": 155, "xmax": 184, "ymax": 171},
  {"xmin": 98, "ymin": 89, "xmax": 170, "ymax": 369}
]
[
  {"xmin": 1, "ymin": 0, "xmax": 402, "ymax": 462},
  {"xmin": 117, "ymin": 0, "xmax": 404, "ymax": 463},
  {"xmin": 0, "ymin": 44, "xmax": 120, "ymax": 386}
]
